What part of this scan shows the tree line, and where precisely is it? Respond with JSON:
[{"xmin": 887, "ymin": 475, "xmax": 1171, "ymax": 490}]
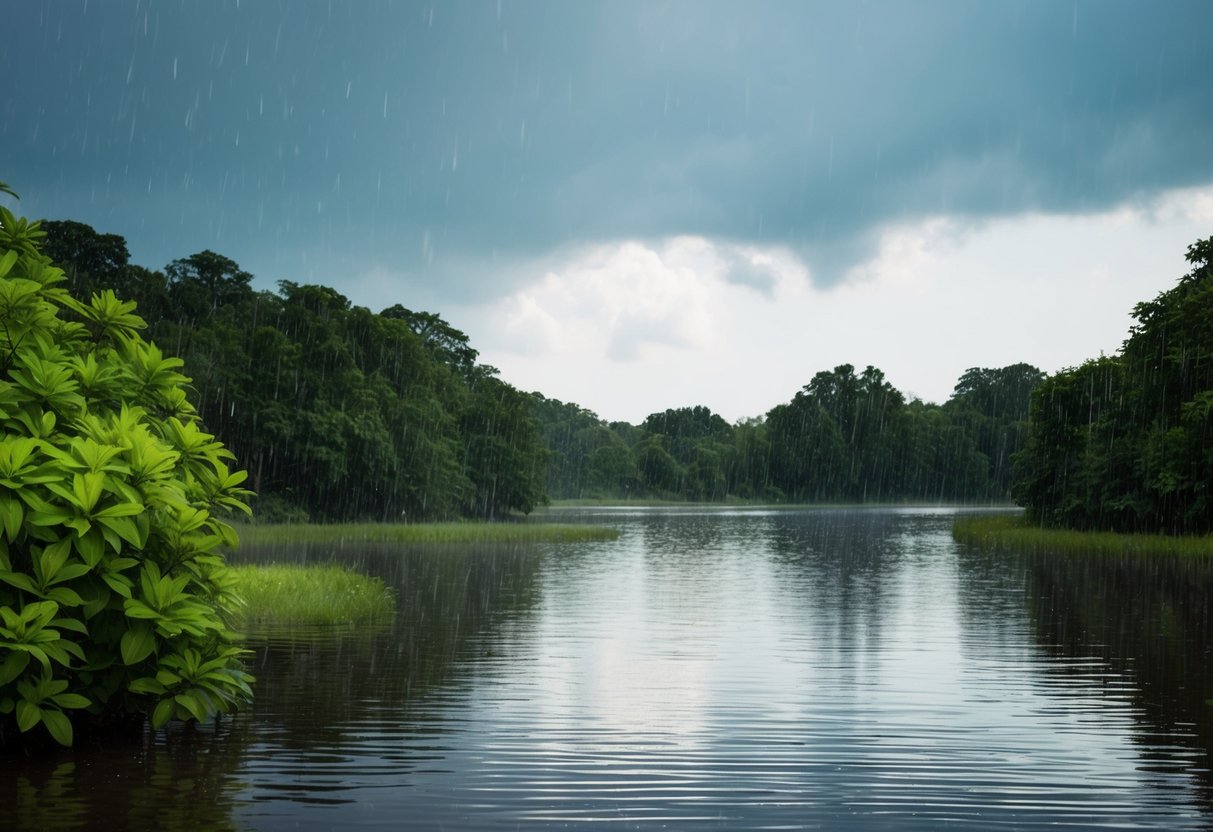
[
  {"xmin": 42, "ymin": 219, "xmax": 1051, "ymax": 520},
  {"xmin": 1014, "ymin": 237, "xmax": 1213, "ymax": 535},
  {"xmin": 41, "ymin": 221, "xmax": 544, "ymax": 522},
  {"xmin": 52, "ymin": 220, "xmax": 1213, "ymax": 531},
  {"xmin": 535, "ymin": 363, "xmax": 1043, "ymax": 505}
]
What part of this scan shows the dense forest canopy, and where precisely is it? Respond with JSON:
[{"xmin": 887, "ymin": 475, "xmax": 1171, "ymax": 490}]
[
  {"xmin": 36, "ymin": 213, "xmax": 1213, "ymax": 533},
  {"xmin": 38, "ymin": 217, "xmax": 1048, "ymax": 518},
  {"xmin": 1014, "ymin": 238, "xmax": 1213, "ymax": 535}
]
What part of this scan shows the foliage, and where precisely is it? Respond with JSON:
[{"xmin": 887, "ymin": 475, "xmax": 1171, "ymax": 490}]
[
  {"xmin": 953, "ymin": 514, "xmax": 1213, "ymax": 558},
  {"xmin": 41, "ymin": 222, "xmax": 546, "ymax": 522},
  {"xmin": 0, "ymin": 199, "xmax": 252, "ymax": 748},
  {"xmin": 533, "ymin": 362, "xmax": 1040, "ymax": 505},
  {"xmin": 1014, "ymin": 237, "xmax": 1213, "ymax": 534},
  {"xmin": 228, "ymin": 564, "xmax": 394, "ymax": 628},
  {"xmin": 235, "ymin": 521, "xmax": 619, "ymax": 546},
  {"xmin": 39, "ymin": 215, "xmax": 1043, "ymax": 516}
]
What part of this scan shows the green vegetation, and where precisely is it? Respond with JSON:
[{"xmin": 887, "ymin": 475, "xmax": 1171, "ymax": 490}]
[
  {"xmin": 1014, "ymin": 237, "xmax": 1213, "ymax": 535},
  {"xmin": 0, "ymin": 191, "xmax": 252, "ymax": 748},
  {"xmin": 229, "ymin": 564, "xmax": 394, "ymax": 628},
  {"xmin": 953, "ymin": 514, "xmax": 1213, "ymax": 558},
  {"xmin": 236, "ymin": 521, "xmax": 619, "ymax": 547},
  {"xmin": 535, "ymin": 363, "xmax": 1042, "ymax": 504},
  {"xmin": 42, "ymin": 218, "xmax": 1042, "ymax": 517},
  {"xmin": 41, "ymin": 221, "xmax": 545, "ymax": 523}
]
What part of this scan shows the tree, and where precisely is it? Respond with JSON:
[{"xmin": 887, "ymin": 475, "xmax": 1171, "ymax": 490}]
[
  {"xmin": 39, "ymin": 220, "xmax": 130, "ymax": 301},
  {"xmin": 165, "ymin": 251, "xmax": 254, "ymax": 322},
  {"xmin": 946, "ymin": 363, "xmax": 1044, "ymax": 499},
  {"xmin": 1014, "ymin": 236, "xmax": 1213, "ymax": 534}
]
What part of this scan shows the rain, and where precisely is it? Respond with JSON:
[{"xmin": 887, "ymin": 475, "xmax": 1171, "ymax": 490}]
[{"xmin": 2, "ymin": 1, "xmax": 1213, "ymax": 829}]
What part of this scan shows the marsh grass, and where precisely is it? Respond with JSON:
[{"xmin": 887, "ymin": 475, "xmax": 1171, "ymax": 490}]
[
  {"xmin": 229, "ymin": 564, "xmax": 395, "ymax": 628},
  {"xmin": 235, "ymin": 521, "xmax": 618, "ymax": 547},
  {"xmin": 953, "ymin": 514, "xmax": 1213, "ymax": 558}
]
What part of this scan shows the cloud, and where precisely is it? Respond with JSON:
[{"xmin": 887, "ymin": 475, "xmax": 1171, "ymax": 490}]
[
  {"xmin": 493, "ymin": 238, "xmax": 742, "ymax": 361},
  {"xmin": 467, "ymin": 184, "xmax": 1213, "ymax": 424},
  {"xmin": 6, "ymin": 1, "xmax": 1213, "ymax": 303}
]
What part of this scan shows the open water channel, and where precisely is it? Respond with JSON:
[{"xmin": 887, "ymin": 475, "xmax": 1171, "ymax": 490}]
[{"xmin": 3, "ymin": 506, "xmax": 1212, "ymax": 830}]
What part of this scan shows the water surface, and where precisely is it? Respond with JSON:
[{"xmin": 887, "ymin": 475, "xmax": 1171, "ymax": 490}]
[{"xmin": 3, "ymin": 507, "xmax": 1211, "ymax": 830}]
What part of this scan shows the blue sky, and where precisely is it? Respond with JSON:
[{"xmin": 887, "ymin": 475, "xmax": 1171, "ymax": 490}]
[{"xmin": 4, "ymin": 1, "xmax": 1213, "ymax": 422}]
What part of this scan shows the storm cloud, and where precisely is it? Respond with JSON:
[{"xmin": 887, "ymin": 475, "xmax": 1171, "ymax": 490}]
[{"xmin": 5, "ymin": 0, "xmax": 1212, "ymax": 300}]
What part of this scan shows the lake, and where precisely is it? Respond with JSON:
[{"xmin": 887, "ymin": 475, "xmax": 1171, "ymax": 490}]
[{"xmin": 3, "ymin": 506, "xmax": 1212, "ymax": 830}]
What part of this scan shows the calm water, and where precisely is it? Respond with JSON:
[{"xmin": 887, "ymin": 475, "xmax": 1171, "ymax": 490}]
[{"xmin": 4, "ymin": 507, "xmax": 1213, "ymax": 830}]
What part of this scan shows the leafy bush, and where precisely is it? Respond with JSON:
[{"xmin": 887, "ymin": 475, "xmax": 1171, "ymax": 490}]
[{"xmin": 0, "ymin": 193, "xmax": 253, "ymax": 747}]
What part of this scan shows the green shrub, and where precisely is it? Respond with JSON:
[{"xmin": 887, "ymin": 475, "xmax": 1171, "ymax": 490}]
[{"xmin": 0, "ymin": 192, "xmax": 253, "ymax": 747}]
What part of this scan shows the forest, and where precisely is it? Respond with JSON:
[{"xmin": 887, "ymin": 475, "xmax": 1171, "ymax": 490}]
[
  {"xmin": 1013, "ymin": 238, "xmax": 1213, "ymax": 535},
  {"xmin": 39, "ymin": 219, "xmax": 1046, "ymax": 521},
  {"xmin": 36, "ymin": 218, "xmax": 1213, "ymax": 532}
]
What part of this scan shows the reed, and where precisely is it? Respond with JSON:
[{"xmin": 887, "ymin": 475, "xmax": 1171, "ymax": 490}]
[
  {"xmin": 229, "ymin": 564, "xmax": 396, "ymax": 627},
  {"xmin": 234, "ymin": 521, "xmax": 618, "ymax": 547},
  {"xmin": 952, "ymin": 514, "xmax": 1213, "ymax": 558}
]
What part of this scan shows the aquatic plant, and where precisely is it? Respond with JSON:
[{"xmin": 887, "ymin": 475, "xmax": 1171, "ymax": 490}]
[
  {"xmin": 0, "ymin": 192, "xmax": 252, "ymax": 747},
  {"xmin": 236, "ymin": 521, "xmax": 618, "ymax": 546},
  {"xmin": 953, "ymin": 514, "xmax": 1213, "ymax": 558},
  {"xmin": 229, "ymin": 564, "xmax": 394, "ymax": 628}
]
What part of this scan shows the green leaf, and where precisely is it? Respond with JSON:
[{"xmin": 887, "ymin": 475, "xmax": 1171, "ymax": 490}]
[
  {"xmin": 97, "ymin": 514, "xmax": 142, "ymax": 547},
  {"xmin": 151, "ymin": 697, "xmax": 174, "ymax": 729},
  {"xmin": 50, "ymin": 692, "xmax": 90, "ymax": 710},
  {"xmin": 173, "ymin": 691, "xmax": 209, "ymax": 722},
  {"xmin": 50, "ymin": 615, "xmax": 88, "ymax": 635},
  {"xmin": 15, "ymin": 699, "xmax": 40, "ymax": 732},
  {"xmin": 122, "ymin": 600, "xmax": 160, "ymax": 620},
  {"xmin": 120, "ymin": 623, "xmax": 155, "ymax": 665},
  {"xmin": 102, "ymin": 572, "xmax": 133, "ymax": 599},
  {"xmin": 0, "ymin": 650, "xmax": 30, "ymax": 685},
  {"xmin": 0, "ymin": 570, "xmax": 37, "ymax": 593},
  {"xmin": 0, "ymin": 249, "xmax": 18, "ymax": 279},
  {"xmin": 74, "ymin": 530, "xmax": 104, "ymax": 566},
  {"xmin": 0, "ymin": 495, "xmax": 23, "ymax": 540},
  {"xmin": 128, "ymin": 677, "xmax": 167, "ymax": 696},
  {"xmin": 49, "ymin": 562, "xmax": 92, "ymax": 585},
  {"xmin": 40, "ymin": 708, "xmax": 73, "ymax": 746},
  {"xmin": 45, "ymin": 586, "xmax": 85, "ymax": 607}
]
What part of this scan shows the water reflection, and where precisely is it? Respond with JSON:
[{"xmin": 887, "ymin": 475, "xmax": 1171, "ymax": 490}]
[{"xmin": 3, "ymin": 510, "xmax": 1213, "ymax": 830}]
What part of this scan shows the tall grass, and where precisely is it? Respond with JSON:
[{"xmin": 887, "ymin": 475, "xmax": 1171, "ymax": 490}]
[
  {"xmin": 235, "ymin": 521, "xmax": 618, "ymax": 547},
  {"xmin": 953, "ymin": 514, "xmax": 1213, "ymax": 558},
  {"xmin": 229, "ymin": 564, "xmax": 395, "ymax": 628}
]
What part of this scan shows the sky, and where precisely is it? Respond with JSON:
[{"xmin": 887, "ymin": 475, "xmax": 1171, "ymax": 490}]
[{"xmin": 3, "ymin": 0, "xmax": 1212, "ymax": 424}]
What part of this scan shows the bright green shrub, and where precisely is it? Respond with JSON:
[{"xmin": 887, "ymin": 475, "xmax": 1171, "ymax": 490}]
[{"xmin": 0, "ymin": 194, "xmax": 253, "ymax": 747}]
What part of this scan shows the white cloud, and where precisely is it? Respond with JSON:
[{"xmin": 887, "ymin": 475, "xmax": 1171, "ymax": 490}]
[
  {"xmin": 493, "ymin": 237, "xmax": 782, "ymax": 362},
  {"xmin": 454, "ymin": 185, "xmax": 1213, "ymax": 425}
]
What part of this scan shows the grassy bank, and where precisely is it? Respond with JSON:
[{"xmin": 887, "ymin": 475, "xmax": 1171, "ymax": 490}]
[
  {"xmin": 544, "ymin": 497, "xmax": 769, "ymax": 508},
  {"xmin": 234, "ymin": 521, "xmax": 619, "ymax": 547},
  {"xmin": 229, "ymin": 564, "xmax": 395, "ymax": 628},
  {"xmin": 953, "ymin": 514, "xmax": 1213, "ymax": 558}
]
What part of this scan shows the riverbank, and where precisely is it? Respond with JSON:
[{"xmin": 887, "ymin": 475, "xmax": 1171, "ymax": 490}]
[
  {"xmin": 233, "ymin": 521, "xmax": 619, "ymax": 547},
  {"xmin": 543, "ymin": 499, "xmax": 1018, "ymax": 511},
  {"xmin": 953, "ymin": 514, "xmax": 1213, "ymax": 557}
]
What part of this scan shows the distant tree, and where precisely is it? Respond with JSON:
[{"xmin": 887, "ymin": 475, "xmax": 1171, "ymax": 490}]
[
  {"xmin": 946, "ymin": 363, "xmax": 1044, "ymax": 498},
  {"xmin": 1014, "ymin": 236, "xmax": 1213, "ymax": 534},
  {"xmin": 381, "ymin": 305, "xmax": 479, "ymax": 379},
  {"xmin": 40, "ymin": 220, "xmax": 130, "ymax": 299},
  {"xmin": 165, "ymin": 251, "xmax": 254, "ymax": 321}
]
